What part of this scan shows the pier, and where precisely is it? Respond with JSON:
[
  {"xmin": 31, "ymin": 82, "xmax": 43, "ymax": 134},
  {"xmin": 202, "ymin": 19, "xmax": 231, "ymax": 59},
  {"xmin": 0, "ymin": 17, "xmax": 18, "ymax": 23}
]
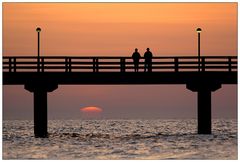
[{"xmin": 3, "ymin": 56, "xmax": 237, "ymax": 137}]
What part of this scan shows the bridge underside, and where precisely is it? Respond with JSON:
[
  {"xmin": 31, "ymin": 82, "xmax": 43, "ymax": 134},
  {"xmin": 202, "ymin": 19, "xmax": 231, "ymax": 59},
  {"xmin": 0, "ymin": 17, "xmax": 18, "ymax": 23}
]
[{"xmin": 3, "ymin": 72, "xmax": 237, "ymax": 85}]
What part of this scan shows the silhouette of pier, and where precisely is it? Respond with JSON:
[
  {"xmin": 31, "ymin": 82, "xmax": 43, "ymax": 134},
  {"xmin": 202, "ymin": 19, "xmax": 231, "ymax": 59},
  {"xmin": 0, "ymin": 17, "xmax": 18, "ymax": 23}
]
[{"xmin": 3, "ymin": 56, "xmax": 237, "ymax": 137}]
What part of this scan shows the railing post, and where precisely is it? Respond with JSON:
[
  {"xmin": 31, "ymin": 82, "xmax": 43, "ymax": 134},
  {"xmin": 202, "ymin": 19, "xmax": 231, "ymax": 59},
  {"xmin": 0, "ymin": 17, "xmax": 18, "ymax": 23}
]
[
  {"xmin": 120, "ymin": 58, "xmax": 125, "ymax": 72},
  {"xmin": 93, "ymin": 58, "xmax": 99, "ymax": 72},
  {"xmin": 9, "ymin": 58, "xmax": 12, "ymax": 72},
  {"xmin": 174, "ymin": 58, "xmax": 178, "ymax": 72},
  {"xmin": 197, "ymin": 57, "xmax": 200, "ymax": 72},
  {"xmin": 201, "ymin": 57, "xmax": 205, "ymax": 72},
  {"xmin": 37, "ymin": 57, "xmax": 40, "ymax": 72},
  {"xmin": 93, "ymin": 58, "xmax": 96, "ymax": 72},
  {"xmin": 65, "ymin": 58, "xmax": 68, "ymax": 72},
  {"xmin": 69, "ymin": 58, "xmax": 72, "ymax": 72},
  {"xmin": 41, "ymin": 57, "xmax": 44, "ymax": 72},
  {"xmin": 95, "ymin": 58, "xmax": 99, "ymax": 72},
  {"xmin": 228, "ymin": 57, "xmax": 232, "ymax": 72},
  {"xmin": 13, "ymin": 57, "xmax": 16, "ymax": 72},
  {"xmin": 65, "ymin": 58, "xmax": 71, "ymax": 72}
]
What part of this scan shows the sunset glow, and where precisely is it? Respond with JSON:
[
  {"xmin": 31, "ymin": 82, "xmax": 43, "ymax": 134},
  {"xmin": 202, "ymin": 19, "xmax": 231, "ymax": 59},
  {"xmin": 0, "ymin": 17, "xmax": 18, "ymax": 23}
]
[
  {"xmin": 3, "ymin": 3, "xmax": 237, "ymax": 120},
  {"xmin": 3, "ymin": 3, "xmax": 237, "ymax": 56},
  {"xmin": 80, "ymin": 106, "xmax": 103, "ymax": 113}
]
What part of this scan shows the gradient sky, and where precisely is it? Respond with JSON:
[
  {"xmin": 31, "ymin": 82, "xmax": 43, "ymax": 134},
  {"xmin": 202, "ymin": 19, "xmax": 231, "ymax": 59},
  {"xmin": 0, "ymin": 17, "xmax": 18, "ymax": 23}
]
[{"xmin": 3, "ymin": 3, "xmax": 237, "ymax": 119}]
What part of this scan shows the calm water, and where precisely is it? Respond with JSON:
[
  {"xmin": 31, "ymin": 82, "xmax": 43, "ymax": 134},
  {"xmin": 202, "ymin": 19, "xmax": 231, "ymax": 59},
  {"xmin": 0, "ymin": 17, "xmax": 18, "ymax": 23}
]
[{"xmin": 2, "ymin": 119, "xmax": 237, "ymax": 160}]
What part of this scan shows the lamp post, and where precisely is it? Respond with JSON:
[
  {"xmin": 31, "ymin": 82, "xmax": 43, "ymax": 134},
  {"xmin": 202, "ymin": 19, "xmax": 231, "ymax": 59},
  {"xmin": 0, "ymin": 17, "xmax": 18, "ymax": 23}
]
[
  {"xmin": 196, "ymin": 28, "xmax": 202, "ymax": 72},
  {"xmin": 36, "ymin": 27, "xmax": 41, "ymax": 72}
]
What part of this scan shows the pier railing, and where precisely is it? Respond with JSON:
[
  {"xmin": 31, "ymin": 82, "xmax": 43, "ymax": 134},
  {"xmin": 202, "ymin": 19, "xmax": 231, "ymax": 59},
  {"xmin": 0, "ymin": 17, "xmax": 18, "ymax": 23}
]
[{"xmin": 3, "ymin": 56, "xmax": 237, "ymax": 72}]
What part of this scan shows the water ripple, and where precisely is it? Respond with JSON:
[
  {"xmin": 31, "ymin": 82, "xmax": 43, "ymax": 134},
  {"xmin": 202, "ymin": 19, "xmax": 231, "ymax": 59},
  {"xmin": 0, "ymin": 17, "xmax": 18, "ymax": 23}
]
[{"xmin": 3, "ymin": 119, "xmax": 237, "ymax": 160}]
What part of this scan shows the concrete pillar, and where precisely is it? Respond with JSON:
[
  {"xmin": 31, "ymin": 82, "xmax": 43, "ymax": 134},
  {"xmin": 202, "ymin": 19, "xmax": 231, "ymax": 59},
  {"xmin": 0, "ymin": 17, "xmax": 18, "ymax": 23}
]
[
  {"xmin": 33, "ymin": 90, "xmax": 48, "ymax": 137},
  {"xmin": 25, "ymin": 83, "xmax": 58, "ymax": 138},
  {"xmin": 187, "ymin": 81, "xmax": 221, "ymax": 134},
  {"xmin": 197, "ymin": 89, "xmax": 211, "ymax": 134}
]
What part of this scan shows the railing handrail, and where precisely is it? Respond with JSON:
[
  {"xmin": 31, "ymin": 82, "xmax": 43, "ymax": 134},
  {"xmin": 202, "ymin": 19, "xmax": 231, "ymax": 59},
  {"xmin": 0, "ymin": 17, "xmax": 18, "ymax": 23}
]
[
  {"xmin": 3, "ymin": 56, "xmax": 237, "ymax": 73},
  {"xmin": 2, "ymin": 56, "xmax": 237, "ymax": 59}
]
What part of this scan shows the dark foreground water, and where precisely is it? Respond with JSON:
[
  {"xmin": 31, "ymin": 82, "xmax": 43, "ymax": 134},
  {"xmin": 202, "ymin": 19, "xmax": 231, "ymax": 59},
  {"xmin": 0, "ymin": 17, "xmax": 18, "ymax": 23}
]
[{"xmin": 2, "ymin": 119, "xmax": 237, "ymax": 160}]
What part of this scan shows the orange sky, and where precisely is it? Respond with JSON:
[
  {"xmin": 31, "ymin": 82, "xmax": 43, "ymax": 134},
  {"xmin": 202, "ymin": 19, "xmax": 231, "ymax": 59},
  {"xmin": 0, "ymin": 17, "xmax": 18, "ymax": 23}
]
[
  {"xmin": 3, "ymin": 3, "xmax": 237, "ymax": 119},
  {"xmin": 3, "ymin": 3, "xmax": 237, "ymax": 56}
]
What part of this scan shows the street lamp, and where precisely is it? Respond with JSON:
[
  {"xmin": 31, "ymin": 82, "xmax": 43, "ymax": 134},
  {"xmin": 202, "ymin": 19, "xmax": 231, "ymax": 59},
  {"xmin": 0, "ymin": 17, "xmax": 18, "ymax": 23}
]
[
  {"xmin": 196, "ymin": 28, "xmax": 202, "ymax": 72},
  {"xmin": 36, "ymin": 27, "xmax": 41, "ymax": 72}
]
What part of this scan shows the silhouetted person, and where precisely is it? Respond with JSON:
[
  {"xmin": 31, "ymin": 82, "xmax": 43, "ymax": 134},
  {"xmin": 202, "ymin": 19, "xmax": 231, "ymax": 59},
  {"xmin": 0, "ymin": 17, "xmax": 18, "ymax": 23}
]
[
  {"xmin": 132, "ymin": 48, "xmax": 141, "ymax": 72},
  {"xmin": 144, "ymin": 48, "xmax": 153, "ymax": 72}
]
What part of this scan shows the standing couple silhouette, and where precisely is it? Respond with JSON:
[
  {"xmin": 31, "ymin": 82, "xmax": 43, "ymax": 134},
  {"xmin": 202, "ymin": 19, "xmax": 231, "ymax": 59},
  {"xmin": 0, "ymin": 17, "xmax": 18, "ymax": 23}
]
[{"xmin": 132, "ymin": 48, "xmax": 153, "ymax": 72}]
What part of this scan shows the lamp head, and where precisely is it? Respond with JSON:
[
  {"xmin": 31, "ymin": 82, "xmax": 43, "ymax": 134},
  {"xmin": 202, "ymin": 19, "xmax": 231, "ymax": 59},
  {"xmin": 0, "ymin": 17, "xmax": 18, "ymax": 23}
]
[
  {"xmin": 196, "ymin": 28, "xmax": 202, "ymax": 33},
  {"xmin": 36, "ymin": 27, "xmax": 41, "ymax": 32}
]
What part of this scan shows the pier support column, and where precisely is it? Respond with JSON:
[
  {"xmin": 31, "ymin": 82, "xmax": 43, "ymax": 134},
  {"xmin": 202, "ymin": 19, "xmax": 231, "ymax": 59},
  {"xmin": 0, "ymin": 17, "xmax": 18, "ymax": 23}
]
[
  {"xmin": 25, "ymin": 83, "xmax": 58, "ymax": 138},
  {"xmin": 187, "ymin": 81, "xmax": 221, "ymax": 134}
]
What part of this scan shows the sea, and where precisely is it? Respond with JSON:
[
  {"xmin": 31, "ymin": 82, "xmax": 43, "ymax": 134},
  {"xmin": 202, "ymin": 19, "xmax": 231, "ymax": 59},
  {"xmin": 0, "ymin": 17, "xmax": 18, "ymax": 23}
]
[{"xmin": 2, "ymin": 119, "xmax": 237, "ymax": 160}]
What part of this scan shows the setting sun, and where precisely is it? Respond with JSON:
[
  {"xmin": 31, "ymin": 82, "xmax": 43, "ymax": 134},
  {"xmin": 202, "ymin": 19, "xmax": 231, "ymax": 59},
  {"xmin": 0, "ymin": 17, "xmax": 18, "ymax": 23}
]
[
  {"xmin": 80, "ymin": 106, "xmax": 103, "ymax": 119},
  {"xmin": 80, "ymin": 106, "xmax": 103, "ymax": 113}
]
